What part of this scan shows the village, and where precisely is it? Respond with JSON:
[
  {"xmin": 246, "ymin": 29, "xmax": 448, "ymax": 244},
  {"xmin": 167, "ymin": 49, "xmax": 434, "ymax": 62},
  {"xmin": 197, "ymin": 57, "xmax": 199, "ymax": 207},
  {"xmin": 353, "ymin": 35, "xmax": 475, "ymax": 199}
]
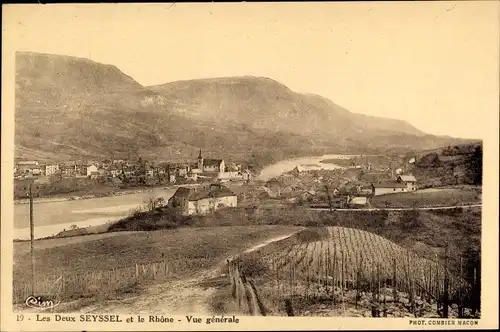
[
  {"xmin": 13, "ymin": 149, "xmax": 251, "ymax": 199},
  {"xmin": 15, "ymin": 143, "xmax": 482, "ymax": 219},
  {"xmin": 163, "ymin": 158, "xmax": 420, "ymax": 217},
  {"xmin": 14, "ymin": 149, "xmax": 250, "ymax": 182},
  {"xmin": 164, "ymin": 143, "xmax": 482, "ymax": 216}
]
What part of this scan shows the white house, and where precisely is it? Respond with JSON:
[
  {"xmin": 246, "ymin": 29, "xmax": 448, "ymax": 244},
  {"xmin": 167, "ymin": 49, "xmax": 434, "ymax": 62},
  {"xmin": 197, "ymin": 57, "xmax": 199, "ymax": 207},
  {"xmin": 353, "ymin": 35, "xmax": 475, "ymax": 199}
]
[
  {"xmin": 168, "ymin": 183, "xmax": 237, "ymax": 216},
  {"xmin": 89, "ymin": 171, "xmax": 100, "ymax": 179},
  {"xmin": 169, "ymin": 174, "xmax": 176, "ymax": 183},
  {"xmin": 373, "ymin": 182, "xmax": 408, "ymax": 195},
  {"xmin": 396, "ymin": 175, "xmax": 418, "ymax": 191},
  {"xmin": 86, "ymin": 165, "xmax": 98, "ymax": 176},
  {"xmin": 146, "ymin": 168, "xmax": 155, "ymax": 177},
  {"xmin": 348, "ymin": 196, "xmax": 369, "ymax": 206},
  {"xmin": 17, "ymin": 160, "xmax": 39, "ymax": 166},
  {"xmin": 45, "ymin": 164, "xmax": 60, "ymax": 176},
  {"xmin": 31, "ymin": 166, "xmax": 44, "ymax": 176},
  {"xmin": 16, "ymin": 161, "xmax": 40, "ymax": 175},
  {"xmin": 110, "ymin": 169, "xmax": 122, "ymax": 177}
]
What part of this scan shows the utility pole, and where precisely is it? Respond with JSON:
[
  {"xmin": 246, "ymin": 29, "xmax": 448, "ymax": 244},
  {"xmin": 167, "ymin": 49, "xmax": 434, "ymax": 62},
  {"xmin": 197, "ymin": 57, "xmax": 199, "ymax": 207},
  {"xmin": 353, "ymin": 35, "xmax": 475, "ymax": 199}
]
[{"xmin": 29, "ymin": 183, "xmax": 35, "ymax": 295}]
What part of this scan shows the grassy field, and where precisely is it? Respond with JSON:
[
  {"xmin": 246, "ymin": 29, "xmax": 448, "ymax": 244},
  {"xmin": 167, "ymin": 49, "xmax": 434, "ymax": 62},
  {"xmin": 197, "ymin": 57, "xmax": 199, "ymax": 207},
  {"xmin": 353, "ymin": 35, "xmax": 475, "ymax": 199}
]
[
  {"xmin": 370, "ymin": 188, "xmax": 481, "ymax": 208},
  {"xmin": 104, "ymin": 204, "xmax": 481, "ymax": 265},
  {"xmin": 13, "ymin": 199, "xmax": 481, "ymax": 315},
  {"xmin": 13, "ymin": 225, "xmax": 300, "ymax": 305}
]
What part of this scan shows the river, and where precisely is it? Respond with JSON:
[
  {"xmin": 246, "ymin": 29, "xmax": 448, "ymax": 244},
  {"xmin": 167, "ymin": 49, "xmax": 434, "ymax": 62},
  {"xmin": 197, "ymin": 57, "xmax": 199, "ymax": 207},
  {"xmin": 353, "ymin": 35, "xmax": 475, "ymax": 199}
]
[
  {"xmin": 256, "ymin": 153, "xmax": 361, "ymax": 181},
  {"xmin": 14, "ymin": 154, "xmax": 358, "ymax": 240},
  {"xmin": 14, "ymin": 187, "xmax": 178, "ymax": 240}
]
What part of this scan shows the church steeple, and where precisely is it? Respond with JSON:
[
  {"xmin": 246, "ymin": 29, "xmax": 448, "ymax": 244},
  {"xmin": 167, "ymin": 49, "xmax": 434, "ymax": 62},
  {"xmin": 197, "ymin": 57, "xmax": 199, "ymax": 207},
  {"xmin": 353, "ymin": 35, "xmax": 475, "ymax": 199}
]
[{"xmin": 197, "ymin": 149, "xmax": 204, "ymax": 172}]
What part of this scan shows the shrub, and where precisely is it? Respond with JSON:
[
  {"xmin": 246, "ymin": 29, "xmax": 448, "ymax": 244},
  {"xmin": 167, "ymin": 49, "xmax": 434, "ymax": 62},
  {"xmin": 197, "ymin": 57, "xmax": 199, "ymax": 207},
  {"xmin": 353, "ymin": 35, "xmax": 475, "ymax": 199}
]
[
  {"xmin": 240, "ymin": 256, "xmax": 270, "ymax": 278},
  {"xmin": 400, "ymin": 210, "xmax": 423, "ymax": 231}
]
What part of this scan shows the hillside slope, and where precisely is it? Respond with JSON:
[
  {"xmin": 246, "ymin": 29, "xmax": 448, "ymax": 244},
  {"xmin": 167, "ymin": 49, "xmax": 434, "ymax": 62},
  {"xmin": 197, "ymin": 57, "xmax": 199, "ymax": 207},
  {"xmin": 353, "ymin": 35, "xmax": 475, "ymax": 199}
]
[
  {"xmin": 410, "ymin": 142, "xmax": 483, "ymax": 187},
  {"xmin": 15, "ymin": 52, "xmax": 329, "ymax": 164},
  {"xmin": 148, "ymin": 77, "xmax": 424, "ymax": 139},
  {"xmin": 15, "ymin": 52, "xmax": 471, "ymax": 164}
]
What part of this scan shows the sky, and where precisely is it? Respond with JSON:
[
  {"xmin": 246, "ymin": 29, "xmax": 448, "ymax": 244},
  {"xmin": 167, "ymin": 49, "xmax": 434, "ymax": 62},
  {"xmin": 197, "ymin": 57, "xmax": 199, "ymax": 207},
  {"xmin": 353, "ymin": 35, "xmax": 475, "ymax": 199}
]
[{"xmin": 3, "ymin": 2, "xmax": 499, "ymax": 139}]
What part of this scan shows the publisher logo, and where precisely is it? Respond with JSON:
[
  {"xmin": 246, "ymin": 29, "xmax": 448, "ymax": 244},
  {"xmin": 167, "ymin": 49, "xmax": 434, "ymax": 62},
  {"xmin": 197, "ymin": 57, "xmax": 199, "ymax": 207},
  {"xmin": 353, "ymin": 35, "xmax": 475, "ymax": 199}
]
[{"xmin": 25, "ymin": 296, "xmax": 61, "ymax": 309}]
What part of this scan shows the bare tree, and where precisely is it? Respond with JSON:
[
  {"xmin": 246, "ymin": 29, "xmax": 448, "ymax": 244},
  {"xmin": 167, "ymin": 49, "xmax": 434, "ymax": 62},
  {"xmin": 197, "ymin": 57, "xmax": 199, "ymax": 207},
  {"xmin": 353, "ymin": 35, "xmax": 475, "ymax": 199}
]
[
  {"xmin": 324, "ymin": 184, "xmax": 333, "ymax": 211},
  {"xmin": 144, "ymin": 196, "xmax": 166, "ymax": 211}
]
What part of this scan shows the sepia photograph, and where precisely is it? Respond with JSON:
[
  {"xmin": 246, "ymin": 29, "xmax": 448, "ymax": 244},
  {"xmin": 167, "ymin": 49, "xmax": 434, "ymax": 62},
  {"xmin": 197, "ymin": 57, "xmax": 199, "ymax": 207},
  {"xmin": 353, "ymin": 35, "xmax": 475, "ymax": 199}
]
[{"xmin": 1, "ymin": 2, "xmax": 498, "ymax": 331}]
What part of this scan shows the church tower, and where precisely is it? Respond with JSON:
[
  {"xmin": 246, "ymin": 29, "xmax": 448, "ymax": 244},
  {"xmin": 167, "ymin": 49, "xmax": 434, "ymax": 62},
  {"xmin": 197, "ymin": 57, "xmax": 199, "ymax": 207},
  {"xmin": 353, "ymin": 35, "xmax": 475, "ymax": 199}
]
[{"xmin": 197, "ymin": 149, "xmax": 204, "ymax": 172}]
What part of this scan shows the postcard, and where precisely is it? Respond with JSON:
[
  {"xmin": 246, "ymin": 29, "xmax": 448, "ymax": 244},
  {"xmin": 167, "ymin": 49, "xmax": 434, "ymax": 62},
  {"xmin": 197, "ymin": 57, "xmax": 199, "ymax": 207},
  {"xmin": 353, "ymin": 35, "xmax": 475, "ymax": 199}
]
[{"xmin": 1, "ymin": 2, "xmax": 498, "ymax": 331}]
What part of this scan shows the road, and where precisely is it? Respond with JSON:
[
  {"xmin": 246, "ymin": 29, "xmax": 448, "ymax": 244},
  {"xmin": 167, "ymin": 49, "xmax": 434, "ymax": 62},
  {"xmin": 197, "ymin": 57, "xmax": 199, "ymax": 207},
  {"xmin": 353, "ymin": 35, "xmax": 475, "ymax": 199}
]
[{"xmin": 308, "ymin": 204, "xmax": 482, "ymax": 212}]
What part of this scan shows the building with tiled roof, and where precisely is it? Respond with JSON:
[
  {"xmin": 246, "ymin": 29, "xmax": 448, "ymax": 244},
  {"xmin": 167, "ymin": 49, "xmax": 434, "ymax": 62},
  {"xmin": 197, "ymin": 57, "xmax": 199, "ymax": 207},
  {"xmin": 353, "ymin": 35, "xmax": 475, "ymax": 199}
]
[
  {"xmin": 168, "ymin": 183, "xmax": 237, "ymax": 215},
  {"xmin": 196, "ymin": 150, "xmax": 225, "ymax": 174},
  {"xmin": 373, "ymin": 182, "xmax": 408, "ymax": 195}
]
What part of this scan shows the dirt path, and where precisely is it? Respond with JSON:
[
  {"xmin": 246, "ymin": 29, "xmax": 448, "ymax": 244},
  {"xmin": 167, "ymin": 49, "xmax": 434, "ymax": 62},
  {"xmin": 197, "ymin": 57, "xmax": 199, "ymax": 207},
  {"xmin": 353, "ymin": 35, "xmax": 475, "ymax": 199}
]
[
  {"xmin": 309, "ymin": 204, "xmax": 481, "ymax": 211},
  {"xmin": 78, "ymin": 230, "xmax": 301, "ymax": 315},
  {"xmin": 242, "ymin": 233, "xmax": 301, "ymax": 255},
  {"xmin": 80, "ymin": 277, "xmax": 220, "ymax": 315}
]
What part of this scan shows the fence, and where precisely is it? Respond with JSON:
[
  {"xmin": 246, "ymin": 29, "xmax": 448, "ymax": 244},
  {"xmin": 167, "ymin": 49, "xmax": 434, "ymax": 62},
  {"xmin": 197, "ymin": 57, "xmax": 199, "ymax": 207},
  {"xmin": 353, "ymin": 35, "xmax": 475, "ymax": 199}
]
[
  {"xmin": 230, "ymin": 233, "xmax": 479, "ymax": 318},
  {"xmin": 13, "ymin": 258, "xmax": 210, "ymax": 304},
  {"xmin": 227, "ymin": 258, "xmax": 266, "ymax": 316}
]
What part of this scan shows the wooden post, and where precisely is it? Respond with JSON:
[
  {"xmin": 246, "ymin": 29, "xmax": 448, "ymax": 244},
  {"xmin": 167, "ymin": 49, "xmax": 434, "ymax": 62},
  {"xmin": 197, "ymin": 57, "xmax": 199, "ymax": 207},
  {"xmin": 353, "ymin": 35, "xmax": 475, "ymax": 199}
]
[
  {"xmin": 407, "ymin": 252, "xmax": 416, "ymax": 317},
  {"xmin": 428, "ymin": 264, "xmax": 432, "ymax": 304},
  {"xmin": 472, "ymin": 266, "xmax": 477, "ymax": 315},
  {"xmin": 61, "ymin": 273, "xmax": 65, "ymax": 300},
  {"xmin": 292, "ymin": 259, "xmax": 295, "ymax": 301},
  {"xmin": 356, "ymin": 253, "xmax": 361, "ymax": 308},
  {"xmin": 377, "ymin": 263, "xmax": 381, "ymax": 310},
  {"xmin": 326, "ymin": 246, "xmax": 329, "ymax": 292},
  {"xmin": 305, "ymin": 256, "xmax": 309, "ymax": 300},
  {"xmin": 284, "ymin": 298, "xmax": 295, "ymax": 316},
  {"xmin": 277, "ymin": 260, "xmax": 281, "ymax": 301},
  {"xmin": 458, "ymin": 257, "xmax": 463, "ymax": 318},
  {"xmin": 332, "ymin": 244, "xmax": 337, "ymax": 302},
  {"xmin": 443, "ymin": 247, "xmax": 449, "ymax": 318},
  {"xmin": 393, "ymin": 258, "xmax": 398, "ymax": 302},
  {"xmin": 383, "ymin": 279, "xmax": 388, "ymax": 317},
  {"xmin": 235, "ymin": 263, "xmax": 241, "ymax": 307},
  {"xmin": 411, "ymin": 274, "xmax": 417, "ymax": 317},
  {"xmin": 289, "ymin": 256, "xmax": 293, "ymax": 307},
  {"xmin": 29, "ymin": 183, "xmax": 35, "ymax": 296},
  {"xmin": 341, "ymin": 251, "xmax": 345, "ymax": 292},
  {"xmin": 436, "ymin": 266, "xmax": 440, "ymax": 316},
  {"xmin": 371, "ymin": 263, "xmax": 377, "ymax": 317}
]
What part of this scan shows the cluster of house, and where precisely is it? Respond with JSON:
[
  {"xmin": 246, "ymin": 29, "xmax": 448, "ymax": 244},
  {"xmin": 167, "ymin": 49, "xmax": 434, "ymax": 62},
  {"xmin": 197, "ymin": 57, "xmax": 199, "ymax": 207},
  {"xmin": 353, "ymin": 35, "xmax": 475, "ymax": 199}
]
[
  {"xmin": 344, "ymin": 174, "xmax": 418, "ymax": 206},
  {"xmin": 263, "ymin": 169, "xmax": 418, "ymax": 208},
  {"xmin": 14, "ymin": 150, "xmax": 252, "ymax": 184},
  {"xmin": 14, "ymin": 160, "xmax": 62, "ymax": 178}
]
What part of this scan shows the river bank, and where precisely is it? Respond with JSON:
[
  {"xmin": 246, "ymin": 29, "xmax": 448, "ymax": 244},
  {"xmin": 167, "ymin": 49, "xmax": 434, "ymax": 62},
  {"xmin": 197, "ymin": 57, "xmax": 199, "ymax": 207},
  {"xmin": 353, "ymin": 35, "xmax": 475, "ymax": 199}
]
[
  {"xmin": 256, "ymin": 153, "xmax": 363, "ymax": 181},
  {"xmin": 14, "ymin": 183, "xmax": 202, "ymax": 206},
  {"xmin": 12, "ymin": 154, "xmax": 352, "ymax": 241}
]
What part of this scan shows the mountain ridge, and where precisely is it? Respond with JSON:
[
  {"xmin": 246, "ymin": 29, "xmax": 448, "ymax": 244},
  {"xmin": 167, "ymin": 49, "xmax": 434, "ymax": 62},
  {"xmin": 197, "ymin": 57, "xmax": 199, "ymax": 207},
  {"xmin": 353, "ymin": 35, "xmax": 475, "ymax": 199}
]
[
  {"xmin": 147, "ymin": 76, "xmax": 426, "ymax": 139},
  {"xmin": 15, "ymin": 51, "xmax": 473, "ymax": 166}
]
